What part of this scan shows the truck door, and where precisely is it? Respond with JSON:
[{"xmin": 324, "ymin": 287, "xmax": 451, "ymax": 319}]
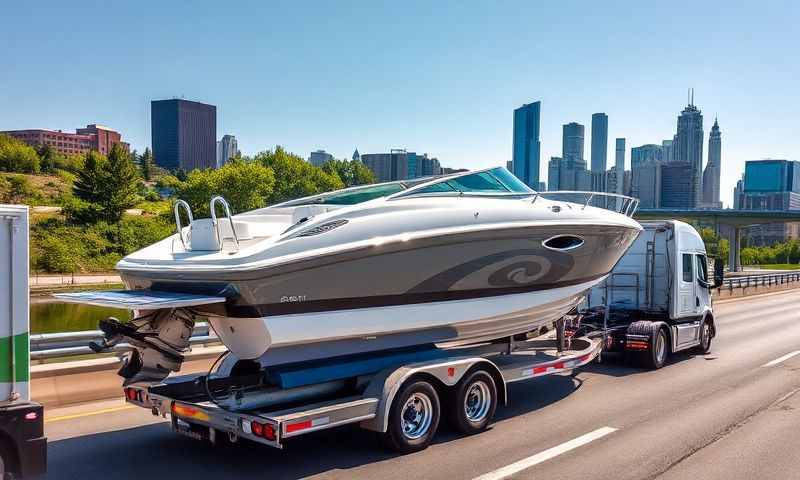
[
  {"xmin": 695, "ymin": 254, "xmax": 711, "ymax": 314},
  {"xmin": 677, "ymin": 253, "xmax": 696, "ymax": 317}
]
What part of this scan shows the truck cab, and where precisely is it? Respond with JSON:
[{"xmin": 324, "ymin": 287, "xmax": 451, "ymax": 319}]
[{"xmin": 583, "ymin": 220, "xmax": 720, "ymax": 368}]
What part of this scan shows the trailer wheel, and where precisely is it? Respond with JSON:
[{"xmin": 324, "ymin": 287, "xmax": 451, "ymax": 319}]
[
  {"xmin": 642, "ymin": 326, "xmax": 668, "ymax": 369},
  {"xmin": 694, "ymin": 319, "xmax": 713, "ymax": 354},
  {"xmin": 448, "ymin": 370, "xmax": 497, "ymax": 435},
  {"xmin": 0, "ymin": 442, "xmax": 14, "ymax": 480},
  {"xmin": 384, "ymin": 380, "xmax": 440, "ymax": 453}
]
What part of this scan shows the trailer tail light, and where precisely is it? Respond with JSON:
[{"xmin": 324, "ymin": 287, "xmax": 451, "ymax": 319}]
[
  {"xmin": 125, "ymin": 388, "xmax": 137, "ymax": 401},
  {"xmin": 247, "ymin": 420, "xmax": 276, "ymax": 441},
  {"xmin": 172, "ymin": 403, "xmax": 210, "ymax": 422},
  {"xmin": 25, "ymin": 411, "xmax": 38, "ymax": 421}
]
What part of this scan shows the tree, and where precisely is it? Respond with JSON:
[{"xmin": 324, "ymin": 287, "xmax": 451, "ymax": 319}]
[
  {"xmin": 254, "ymin": 146, "xmax": 343, "ymax": 204},
  {"xmin": 70, "ymin": 146, "xmax": 140, "ymax": 222},
  {"xmin": 176, "ymin": 160, "xmax": 275, "ymax": 217},
  {"xmin": 321, "ymin": 158, "xmax": 375, "ymax": 187},
  {"xmin": 140, "ymin": 148, "xmax": 153, "ymax": 181},
  {"xmin": 37, "ymin": 144, "xmax": 57, "ymax": 173},
  {"xmin": 0, "ymin": 134, "xmax": 40, "ymax": 173}
]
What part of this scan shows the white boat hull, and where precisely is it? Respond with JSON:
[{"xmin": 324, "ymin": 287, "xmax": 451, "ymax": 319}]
[{"xmin": 209, "ymin": 277, "xmax": 603, "ymax": 363}]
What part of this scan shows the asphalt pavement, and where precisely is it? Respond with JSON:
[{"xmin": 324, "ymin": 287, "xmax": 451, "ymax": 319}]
[{"xmin": 44, "ymin": 289, "xmax": 800, "ymax": 480}]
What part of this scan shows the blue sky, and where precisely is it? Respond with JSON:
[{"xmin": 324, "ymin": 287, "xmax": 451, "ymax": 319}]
[{"xmin": 2, "ymin": 1, "xmax": 798, "ymax": 207}]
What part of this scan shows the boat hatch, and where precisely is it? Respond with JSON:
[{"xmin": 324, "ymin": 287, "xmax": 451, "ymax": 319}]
[{"xmin": 53, "ymin": 290, "xmax": 227, "ymax": 309}]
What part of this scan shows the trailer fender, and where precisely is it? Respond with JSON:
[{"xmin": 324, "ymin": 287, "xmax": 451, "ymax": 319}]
[{"xmin": 360, "ymin": 357, "xmax": 505, "ymax": 433}]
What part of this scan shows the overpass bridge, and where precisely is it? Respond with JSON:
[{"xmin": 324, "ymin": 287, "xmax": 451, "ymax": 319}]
[{"xmin": 634, "ymin": 209, "xmax": 800, "ymax": 271}]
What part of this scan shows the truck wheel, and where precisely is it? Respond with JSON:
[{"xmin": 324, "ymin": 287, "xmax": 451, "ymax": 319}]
[
  {"xmin": 694, "ymin": 319, "xmax": 713, "ymax": 354},
  {"xmin": 383, "ymin": 380, "xmax": 440, "ymax": 454},
  {"xmin": 0, "ymin": 443, "xmax": 13, "ymax": 480},
  {"xmin": 642, "ymin": 327, "xmax": 668, "ymax": 369},
  {"xmin": 448, "ymin": 370, "xmax": 497, "ymax": 435}
]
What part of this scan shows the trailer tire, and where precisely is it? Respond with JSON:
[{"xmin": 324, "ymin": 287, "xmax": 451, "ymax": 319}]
[
  {"xmin": 448, "ymin": 370, "xmax": 498, "ymax": 435},
  {"xmin": 383, "ymin": 380, "xmax": 441, "ymax": 454},
  {"xmin": 0, "ymin": 441, "xmax": 15, "ymax": 480},
  {"xmin": 694, "ymin": 318, "xmax": 713, "ymax": 354}
]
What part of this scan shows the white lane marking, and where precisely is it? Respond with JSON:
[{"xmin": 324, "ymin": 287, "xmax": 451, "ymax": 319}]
[
  {"xmin": 473, "ymin": 426, "xmax": 618, "ymax": 480},
  {"xmin": 763, "ymin": 350, "xmax": 800, "ymax": 367}
]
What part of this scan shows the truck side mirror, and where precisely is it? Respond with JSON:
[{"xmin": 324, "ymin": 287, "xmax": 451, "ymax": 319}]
[{"xmin": 712, "ymin": 258, "xmax": 724, "ymax": 288}]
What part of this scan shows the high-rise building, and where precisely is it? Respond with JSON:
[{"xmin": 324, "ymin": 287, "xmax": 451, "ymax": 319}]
[
  {"xmin": 506, "ymin": 160, "xmax": 513, "ymax": 173},
  {"xmin": 216, "ymin": 134, "xmax": 238, "ymax": 168},
  {"xmin": 309, "ymin": 149, "xmax": 334, "ymax": 167},
  {"xmin": 614, "ymin": 138, "xmax": 625, "ymax": 197},
  {"xmin": 660, "ymin": 162, "xmax": 695, "ymax": 208},
  {"xmin": 512, "ymin": 101, "xmax": 542, "ymax": 188},
  {"xmin": 590, "ymin": 113, "xmax": 608, "ymax": 173},
  {"xmin": 361, "ymin": 149, "xmax": 432, "ymax": 182},
  {"xmin": 151, "ymin": 99, "xmax": 217, "ymax": 171},
  {"xmin": 562, "ymin": 122, "xmax": 585, "ymax": 165},
  {"xmin": 702, "ymin": 118, "xmax": 722, "ymax": 207},
  {"xmin": 738, "ymin": 159, "xmax": 800, "ymax": 244},
  {"xmin": 352, "ymin": 149, "xmax": 360, "ymax": 162},
  {"xmin": 661, "ymin": 139, "xmax": 674, "ymax": 163},
  {"xmin": 2, "ymin": 124, "xmax": 129, "ymax": 157},
  {"xmin": 631, "ymin": 144, "xmax": 663, "ymax": 169},
  {"xmin": 547, "ymin": 157, "xmax": 561, "ymax": 191},
  {"xmin": 673, "ymin": 90, "xmax": 704, "ymax": 206},
  {"xmin": 632, "ymin": 162, "xmax": 662, "ymax": 208}
]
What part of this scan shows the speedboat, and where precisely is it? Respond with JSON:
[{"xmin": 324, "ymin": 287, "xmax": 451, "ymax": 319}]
[{"xmin": 58, "ymin": 167, "xmax": 641, "ymax": 383}]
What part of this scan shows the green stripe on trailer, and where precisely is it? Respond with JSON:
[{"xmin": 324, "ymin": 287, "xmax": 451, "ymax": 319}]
[{"xmin": 0, "ymin": 332, "xmax": 30, "ymax": 383}]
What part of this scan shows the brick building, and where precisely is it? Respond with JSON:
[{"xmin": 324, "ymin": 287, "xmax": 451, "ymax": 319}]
[{"xmin": 1, "ymin": 124, "xmax": 129, "ymax": 156}]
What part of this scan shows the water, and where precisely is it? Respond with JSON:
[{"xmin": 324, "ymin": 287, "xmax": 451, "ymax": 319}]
[{"xmin": 30, "ymin": 300, "xmax": 132, "ymax": 334}]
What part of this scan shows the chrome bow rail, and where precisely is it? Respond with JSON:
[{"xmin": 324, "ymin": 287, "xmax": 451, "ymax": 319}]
[
  {"xmin": 210, "ymin": 195, "xmax": 240, "ymax": 252},
  {"xmin": 538, "ymin": 191, "xmax": 640, "ymax": 217}
]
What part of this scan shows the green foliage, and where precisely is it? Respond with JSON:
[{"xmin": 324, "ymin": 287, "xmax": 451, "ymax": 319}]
[
  {"xmin": 176, "ymin": 159, "xmax": 276, "ymax": 216},
  {"xmin": 0, "ymin": 174, "xmax": 35, "ymax": 203},
  {"xmin": 140, "ymin": 147, "xmax": 153, "ymax": 181},
  {"xmin": 697, "ymin": 227, "xmax": 729, "ymax": 266},
  {"xmin": 70, "ymin": 145, "xmax": 140, "ymax": 222},
  {"xmin": 741, "ymin": 240, "xmax": 800, "ymax": 266},
  {"xmin": 321, "ymin": 158, "xmax": 376, "ymax": 187},
  {"xmin": 0, "ymin": 134, "xmax": 40, "ymax": 173},
  {"xmin": 254, "ymin": 146, "xmax": 344, "ymax": 204},
  {"xmin": 30, "ymin": 215, "xmax": 174, "ymax": 273}
]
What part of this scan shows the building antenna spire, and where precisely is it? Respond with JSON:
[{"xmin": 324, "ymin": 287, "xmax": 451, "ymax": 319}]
[{"xmin": 691, "ymin": 88, "xmax": 694, "ymax": 106}]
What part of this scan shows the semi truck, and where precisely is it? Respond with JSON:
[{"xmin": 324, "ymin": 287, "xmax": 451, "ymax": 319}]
[
  {"xmin": 0, "ymin": 205, "xmax": 46, "ymax": 479},
  {"xmin": 62, "ymin": 219, "xmax": 721, "ymax": 454}
]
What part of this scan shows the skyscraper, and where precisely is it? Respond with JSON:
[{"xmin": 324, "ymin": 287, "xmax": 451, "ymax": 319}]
[
  {"xmin": 512, "ymin": 101, "xmax": 541, "ymax": 188},
  {"xmin": 673, "ymin": 90, "xmax": 704, "ymax": 207},
  {"xmin": 309, "ymin": 150, "xmax": 333, "ymax": 167},
  {"xmin": 590, "ymin": 113, "xmax": 608, "ymax": 173},
  {"xmin": 614, "ymin": 138, "xmax": 625, "ymax": 196},
  {"xmin": 151, "ymin": 99, "xmax": 217, "ymax": 171},
  {"xmin": 631, "ymin": 144, "xmax": 663, "ymax": 169},
  {"xmin": 702, "ymin": 118, "xmax": 722, "ymax": 207},
  {"xmin": 661, "ymin": 139, "xmax": 674, "ymax": 163},
  {"xmin": 216, "ymin": 134, "xmax": 238, "ymax": 168},
  {"xmin": 562, "ymin": 122, "xmax": 585, "ymax": 166}
]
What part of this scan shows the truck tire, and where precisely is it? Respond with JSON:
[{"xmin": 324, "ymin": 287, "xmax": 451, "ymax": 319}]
[
  {"xmin": 0, "ymin": 442, "xmax": 13, "ymax": 480},
  {"xmin": 694, "ymin": 318, "xmax": 713, "ymax": 354},
  {"xmin": 383, "ymin": 380, "xmax": 441, "ymax": 454},
  {"xmin": 627, "ymin": 321, "xmax": 668, "ymax": 369},
  {"xmin": 448, "ymin": 370, "xmax": 498, "ymax": 435}
]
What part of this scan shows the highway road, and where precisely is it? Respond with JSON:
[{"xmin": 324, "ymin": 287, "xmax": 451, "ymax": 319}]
[{"xmin": 44, "ymin": 290, "xmax": 800, "ymax": 480}]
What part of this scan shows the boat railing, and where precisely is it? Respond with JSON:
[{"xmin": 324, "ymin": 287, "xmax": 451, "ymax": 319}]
[
  {"xmin": 173, "ymin": 199, "xmax": 193, "ymax": 251},
  {"xmin": 538, "ymin": 191, "xmax": 640, "ymax": 217},
  {"xmin": 210, "ymin": 195, "xmax": 240, "ymax": 252}
]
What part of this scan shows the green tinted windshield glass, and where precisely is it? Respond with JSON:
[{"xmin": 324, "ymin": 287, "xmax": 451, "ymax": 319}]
[
  {"xmin": 317, "ymin": 183, "xmax": 405, "ymax": 205},
  {"xmin": 490, "ymin": 167, "xmax": 535, "ymax": 192},
  {"xmin": 447, "ymin": 171, "xmax": 508, "ymax": 192}
]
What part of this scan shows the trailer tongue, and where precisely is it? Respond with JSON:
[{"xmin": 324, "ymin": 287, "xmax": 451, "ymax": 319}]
[{"xmin": 54, "ymin": 290, "xmax": 226, "ymax": 384}]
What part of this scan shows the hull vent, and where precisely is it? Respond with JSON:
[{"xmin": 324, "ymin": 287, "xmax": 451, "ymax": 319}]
[{"xmin": 297, "ymin": 219, "xmax": 349, "ymax": 237}]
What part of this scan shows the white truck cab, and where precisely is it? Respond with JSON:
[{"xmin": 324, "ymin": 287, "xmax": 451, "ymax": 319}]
[{"xmin": 583, "ymin": 220, "xmax": 721, "ymax": 368}]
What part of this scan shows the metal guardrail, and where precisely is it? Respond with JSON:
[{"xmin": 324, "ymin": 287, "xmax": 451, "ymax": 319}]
[
  {"xmin": 30, "ymin": 322, "xmax": 220, "ymax": 360},
  {"xmin": 720, "ymin": 271, "xmax": 800, "ymax": 291}
]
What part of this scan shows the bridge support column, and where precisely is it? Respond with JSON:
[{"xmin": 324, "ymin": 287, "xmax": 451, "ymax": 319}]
[{"xmin": 728, "ymin": 227, "xmax": 742, "ymax": 272}]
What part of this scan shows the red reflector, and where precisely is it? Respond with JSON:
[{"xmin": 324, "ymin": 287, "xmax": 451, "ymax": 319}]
[
  {"xmin": 286, "ymin": 420, "xmax": 312, "ymax": 433},
  {"xmin": 25, "ymin": 412, "xmax": 38, "ymax": 421},
  {"xmin": 447, "ymin": 367, "xmax": 455, "ymax": 377},
  {"xmin": 533, "ymin": 366, "xmax": 547, "ymax": 374}
]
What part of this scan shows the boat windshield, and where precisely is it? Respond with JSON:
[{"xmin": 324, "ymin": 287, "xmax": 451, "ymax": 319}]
[{"xmin": 406, "ymin": 167, "xmax": 535, "ymax": 196}]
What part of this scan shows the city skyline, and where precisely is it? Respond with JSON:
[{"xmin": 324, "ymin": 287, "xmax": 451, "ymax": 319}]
[{"xmin": 2, "ymin": 2, "xmax": 799, "ymax": 207}]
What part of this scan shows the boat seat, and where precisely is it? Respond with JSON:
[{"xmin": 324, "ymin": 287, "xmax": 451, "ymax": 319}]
[{"xmin": 189, "ymin": 218, "xmax": 290, "ymax": 251}]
